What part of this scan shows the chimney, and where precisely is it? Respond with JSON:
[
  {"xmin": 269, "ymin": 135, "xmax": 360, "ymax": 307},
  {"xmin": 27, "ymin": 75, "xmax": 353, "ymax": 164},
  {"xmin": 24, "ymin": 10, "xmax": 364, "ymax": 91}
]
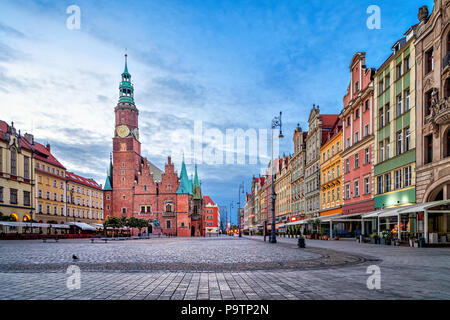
[
  {"xmin": 46, "ymin": 143, "xmax": 51, "ymax": 152},
  {"xmin": 24, "ymin": 133, "xmax": 34, "ymax": 145}
]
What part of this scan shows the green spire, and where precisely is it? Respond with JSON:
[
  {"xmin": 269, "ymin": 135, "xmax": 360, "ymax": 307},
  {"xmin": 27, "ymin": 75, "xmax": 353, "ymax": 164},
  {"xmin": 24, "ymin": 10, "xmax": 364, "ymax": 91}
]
[
  {"xmin": 103, "ymin": 153, "xmax": 113, "ymax": 191},
  {"xmin": 177, "ymin": 158, "xmax": 192, "ymax": 194},
  {"xmin": 193, "ymin": 164, "xmax": 202, "ymax": 199},
  {"xmin": 119, "ymin": 53, "xmax": 134, "ymax": 104}
]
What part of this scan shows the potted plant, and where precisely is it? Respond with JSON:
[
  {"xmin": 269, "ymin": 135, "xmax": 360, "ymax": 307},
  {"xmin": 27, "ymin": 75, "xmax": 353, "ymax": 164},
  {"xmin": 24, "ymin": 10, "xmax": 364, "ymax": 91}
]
[
  {"xmin": 370, "ymin": 233, "xmax": 379, "ymax": 244},
  {"xmin": 380, "ymin": 230, "xmax": 391, "ymax": 245}
]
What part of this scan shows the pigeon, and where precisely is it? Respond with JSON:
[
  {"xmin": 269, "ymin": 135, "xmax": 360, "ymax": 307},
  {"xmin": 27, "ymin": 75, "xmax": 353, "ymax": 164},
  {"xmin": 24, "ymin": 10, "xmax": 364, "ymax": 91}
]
[{"xmin": 72, "ymin": 254, "xmax": 79, "ymax": 260}]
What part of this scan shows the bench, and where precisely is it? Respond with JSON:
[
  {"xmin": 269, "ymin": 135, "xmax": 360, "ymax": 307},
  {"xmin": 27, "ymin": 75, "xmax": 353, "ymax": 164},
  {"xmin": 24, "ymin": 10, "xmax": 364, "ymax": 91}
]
[
  {"xmin": 43, "ymin": 237, "xmax": 59, "ymax": 243},
  {"xmin": 91, "ymin": 238, "xmax": 108, "ymax": 243}
]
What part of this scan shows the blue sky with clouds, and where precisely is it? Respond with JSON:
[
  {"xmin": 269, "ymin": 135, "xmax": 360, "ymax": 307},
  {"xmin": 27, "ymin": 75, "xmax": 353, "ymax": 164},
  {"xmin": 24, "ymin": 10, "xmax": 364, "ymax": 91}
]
[{"xmin": 0, "ymin": 0, "xmax": 434, "ymax": 224}]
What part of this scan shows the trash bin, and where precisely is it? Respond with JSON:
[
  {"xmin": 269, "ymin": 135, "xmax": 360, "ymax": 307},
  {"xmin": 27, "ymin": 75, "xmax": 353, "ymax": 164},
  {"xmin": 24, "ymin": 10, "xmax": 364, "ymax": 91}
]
[
  {"xmin": 418, "ymin": 237, "xmax": 425, "ymax": 248},
  {"xmin": 298, "ymin": 237, "xmax": 305, "ymax": 248}
]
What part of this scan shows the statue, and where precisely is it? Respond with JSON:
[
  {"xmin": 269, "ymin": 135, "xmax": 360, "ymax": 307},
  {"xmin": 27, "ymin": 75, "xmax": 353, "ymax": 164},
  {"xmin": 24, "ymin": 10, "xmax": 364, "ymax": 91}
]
[
  {"xmin": 431, "ymin": 88, "xmax": 438, "ymax": 108},
  {"xmin": 418, "ymin": 6, "xmax": 429, "ymax": 22}
]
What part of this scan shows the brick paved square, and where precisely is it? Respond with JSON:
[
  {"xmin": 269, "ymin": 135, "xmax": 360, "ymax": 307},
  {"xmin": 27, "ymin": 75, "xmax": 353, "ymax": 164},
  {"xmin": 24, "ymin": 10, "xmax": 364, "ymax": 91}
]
[{"xmin": 0, "ymin": 236, "xmax": 448, "ymax": 300}]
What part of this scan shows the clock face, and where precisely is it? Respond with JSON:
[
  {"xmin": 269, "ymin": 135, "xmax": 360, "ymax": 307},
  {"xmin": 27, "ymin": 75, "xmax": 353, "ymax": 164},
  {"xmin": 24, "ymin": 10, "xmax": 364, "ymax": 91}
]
[
  {"xmin": 117, "ymin": 125, "xmax": 130, "ymax": 138},
  {"xmin": 132, "ymin": 128, "xmax": 139, "ymax": 140}
]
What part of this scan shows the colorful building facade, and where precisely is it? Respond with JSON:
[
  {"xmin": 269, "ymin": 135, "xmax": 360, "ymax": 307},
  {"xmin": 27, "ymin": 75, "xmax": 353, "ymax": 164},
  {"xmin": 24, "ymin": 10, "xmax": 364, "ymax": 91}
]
[
  {"xmin": 373, "ymin": 27, "xmax": 417, "ymax": 209},
  {"xmin": 203, "ymin": 196, "xmax": 219, "ymax": 235},
  {"xmin": 341, "ymin": 53, "xmax": 376, "ymax": 215},
  {"xmin": 0, "ymin": 121, "xmax": 34, "ymax": 229},
  {"xmin": 290, "ymin": 124, "xmax": 307, "ymax": 220},
  {"xmin": 414, "ymin": 1, "xmax": 450, "ymax": 236},
  {"xmin": 274, "ymin": 155, "xmax": 291, "ymax": 228},
  {"xmin": 304, "ymin": 105, "xmax": 339, "ymax": 219},
  {"xmin": 320, "ymin": 118, "xmax": 343, "ymax": 217},
  {"xmin": 34, "ymin": 142, "xmax": 67, "ymax": 225}
]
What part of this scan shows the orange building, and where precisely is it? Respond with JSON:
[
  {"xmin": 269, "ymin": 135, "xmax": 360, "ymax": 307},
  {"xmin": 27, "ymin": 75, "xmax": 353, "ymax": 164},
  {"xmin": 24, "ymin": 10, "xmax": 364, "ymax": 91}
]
[{"xmin": 320, "ymin": 118, "xmax": 343, "ymax": 218}]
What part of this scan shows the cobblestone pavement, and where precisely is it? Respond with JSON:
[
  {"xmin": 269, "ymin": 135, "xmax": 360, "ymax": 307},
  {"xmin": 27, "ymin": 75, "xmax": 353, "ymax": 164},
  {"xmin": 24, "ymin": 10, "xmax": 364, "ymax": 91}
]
[{"xmin": 0, "ymin": 235, "xmax": 449, "ymax": 300}]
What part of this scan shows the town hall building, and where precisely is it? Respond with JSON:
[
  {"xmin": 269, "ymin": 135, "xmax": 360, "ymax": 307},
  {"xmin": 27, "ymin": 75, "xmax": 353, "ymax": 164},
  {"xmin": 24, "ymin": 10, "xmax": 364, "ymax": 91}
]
[{"xmin": 103, "ymin": 55, "xmax": 205, "ymax": 237}]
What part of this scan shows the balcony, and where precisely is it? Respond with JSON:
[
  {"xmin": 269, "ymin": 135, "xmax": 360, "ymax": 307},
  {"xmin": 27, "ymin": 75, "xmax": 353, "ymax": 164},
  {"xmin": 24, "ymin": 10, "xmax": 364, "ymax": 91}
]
[
  {"xmin": 433, "ymin": 98, "xmax": 450, "ymax": 125},
  {"xmin": 162, "ymin": 211, "xmax": 175, "ymax": 217}
]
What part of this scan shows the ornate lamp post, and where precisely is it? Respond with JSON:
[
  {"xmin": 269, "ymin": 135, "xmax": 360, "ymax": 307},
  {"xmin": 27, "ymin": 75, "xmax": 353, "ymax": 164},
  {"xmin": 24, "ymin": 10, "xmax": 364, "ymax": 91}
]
[
  {"xmin": 270, "ymin": 111, "xmax": 284, "ymax": 244},
  {"xmin": 237, "ymin": 182, "xmax": 244, "ymax": 237}
]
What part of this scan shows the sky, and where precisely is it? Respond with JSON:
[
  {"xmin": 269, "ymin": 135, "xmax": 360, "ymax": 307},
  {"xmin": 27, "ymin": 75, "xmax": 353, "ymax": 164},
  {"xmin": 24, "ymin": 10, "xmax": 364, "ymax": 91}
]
[{"xmin": 0, "ymin": 0, "xmax": 434, "ymax": 224}]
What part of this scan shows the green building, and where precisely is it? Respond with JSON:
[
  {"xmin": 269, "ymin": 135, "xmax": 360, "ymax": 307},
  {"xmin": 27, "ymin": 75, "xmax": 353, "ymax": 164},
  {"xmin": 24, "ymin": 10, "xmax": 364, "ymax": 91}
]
[{"xmin": 373, "ymin": 26, "xmax": 417, "ymax": 209}]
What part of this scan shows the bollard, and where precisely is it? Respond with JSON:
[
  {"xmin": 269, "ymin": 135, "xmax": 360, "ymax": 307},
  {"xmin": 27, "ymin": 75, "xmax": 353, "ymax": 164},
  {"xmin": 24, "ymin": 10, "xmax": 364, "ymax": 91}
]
[{"xmin": 298, "ymin": 236, "xmax": 305, "ymax": 248}]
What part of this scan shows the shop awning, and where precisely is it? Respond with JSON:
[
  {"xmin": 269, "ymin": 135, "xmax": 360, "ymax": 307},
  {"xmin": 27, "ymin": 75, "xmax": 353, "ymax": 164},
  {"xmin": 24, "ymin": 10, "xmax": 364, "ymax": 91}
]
[
  {"xmin": 318, "ymin": 213, "xmax": 343, "ymax": 222},
  {"xmin": 67, "ymin": 222, "xmax": 97, "ymax": 231},
  {"xmin": 0, "ymin": 221, "xmax": 69, "ymax": 229},
  {"xmin": 397, "ymin": 200, "xmax": 450, "ymax": 214},
  {"xmin": 377, "ymin": 205, "xmax": 414, "ymax": 218},
  {"xmin": 362, "ymin": 207, "xmax": 400, "ymax": 219},
  {"xmin": 90, "ymin": 223, "xmax": 104, "ymax": 229},
  {"xmin": 284, "ymin": 219, "xmax": 308, "ymax": 226}
]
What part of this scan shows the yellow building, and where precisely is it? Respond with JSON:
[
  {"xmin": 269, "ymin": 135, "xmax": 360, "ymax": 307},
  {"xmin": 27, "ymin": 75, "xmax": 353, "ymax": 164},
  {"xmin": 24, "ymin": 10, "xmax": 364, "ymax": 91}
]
[
  {"xmin": 320, "ymin": 118, "xmax": 343, "ymax": 217},
  {"xmin": 34, "ymin": 142, "xmax": 103, "ymax": 233},
  {"xmin": 0, "ymin": 121, "xmax": 35, "ymax": 232},
  {"xmin": 34, "ymin": 142, "xmax": 67, "ymax": 225},
  {"xmin": 66, "ymin": 171, "xmax": 103, "ymax": 225}
]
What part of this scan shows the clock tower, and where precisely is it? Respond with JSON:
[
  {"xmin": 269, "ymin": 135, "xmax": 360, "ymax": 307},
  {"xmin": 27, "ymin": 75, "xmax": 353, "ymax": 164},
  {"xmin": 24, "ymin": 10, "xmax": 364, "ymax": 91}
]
[{"xmin": 112, "ymin": 54, "xmax": 141, "ymax": 217}]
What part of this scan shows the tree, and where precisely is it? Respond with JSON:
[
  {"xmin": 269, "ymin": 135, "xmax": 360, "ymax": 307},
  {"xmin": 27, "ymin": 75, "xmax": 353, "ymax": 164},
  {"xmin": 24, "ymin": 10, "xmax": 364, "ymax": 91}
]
[
  {"xmin": 103, "ymin": 216, "xmax": 124, "ymax": 237},
  {"xmin": 136, "ymin": 219, "xmax": 149, "ymax": 235}
]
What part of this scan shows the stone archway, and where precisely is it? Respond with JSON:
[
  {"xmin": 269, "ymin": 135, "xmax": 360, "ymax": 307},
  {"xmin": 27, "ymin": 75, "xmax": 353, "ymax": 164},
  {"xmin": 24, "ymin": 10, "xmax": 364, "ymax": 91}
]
[{"xmin": 425, "ymin": 176, "xmax": 450, "ymax": 202}]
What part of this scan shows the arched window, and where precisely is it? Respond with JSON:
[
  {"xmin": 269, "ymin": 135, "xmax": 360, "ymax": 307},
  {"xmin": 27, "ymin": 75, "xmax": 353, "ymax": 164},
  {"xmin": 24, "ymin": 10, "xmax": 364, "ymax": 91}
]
[
  {"xmin": 166, "ymin": 204, "xmax": 172, "ymax": 212},
  {"xmin": 445, "ymin": 128, "xmax": 450, "ymax": 158},
  {"xmin": 447, "ymin": 32, "xmax": 450, "ymax": 57},
  {"xmin": 445, "ymin": 78, "xmax": 450, "ymax": 99}
]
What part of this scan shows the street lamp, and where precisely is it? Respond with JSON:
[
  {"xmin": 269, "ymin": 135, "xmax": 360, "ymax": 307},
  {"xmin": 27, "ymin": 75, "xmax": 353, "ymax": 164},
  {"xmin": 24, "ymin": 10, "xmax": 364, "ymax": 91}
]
[
  {"xmin": 270, "ymin": 111, "xmax": 283, "ymax": 244},
  {"xmin": 237, "ymin": 182, "xmax": 244, "ymax": 238}
]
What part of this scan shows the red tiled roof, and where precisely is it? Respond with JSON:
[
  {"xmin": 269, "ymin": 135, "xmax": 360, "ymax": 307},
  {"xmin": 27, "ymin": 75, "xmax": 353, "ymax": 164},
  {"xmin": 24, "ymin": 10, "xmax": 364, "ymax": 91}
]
[
  {"xmin": 320, "ymin": 114, "xmax": 340, "ymax": 128},
  {"xmin": 0, "ymin": 120, "xmax": 34, "ymax": 152},
  {"xmin": 322, "ymin": 118, "xmax": 342, "ymax": 145},
  {"xmin": 66, "ymin": 171, "xmax": 102, "ymax": 190},
  {"xmin": 33, "ymin": 142, "xmax": 66, "ymax": 170},
  {"xmin": 0, "ymin": 120, "xmax": 7, "ymax": 135},
  {"xmin": 203, "ymin": 195, "xmax": 217, "ymax": 206}
]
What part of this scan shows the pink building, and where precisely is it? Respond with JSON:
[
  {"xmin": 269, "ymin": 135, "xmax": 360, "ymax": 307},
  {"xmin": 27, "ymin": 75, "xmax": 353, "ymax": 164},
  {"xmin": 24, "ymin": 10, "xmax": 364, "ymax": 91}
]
[{"xmin": 341, "ymin": 53, "xmax": 376, "ymax": 215}]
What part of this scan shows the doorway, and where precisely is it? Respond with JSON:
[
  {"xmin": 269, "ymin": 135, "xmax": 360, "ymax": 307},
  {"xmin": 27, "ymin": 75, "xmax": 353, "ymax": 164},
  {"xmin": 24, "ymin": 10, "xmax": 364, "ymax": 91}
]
[{"xmin": 191, "ymin": 225, "xmax": 195, "ymax": 237}]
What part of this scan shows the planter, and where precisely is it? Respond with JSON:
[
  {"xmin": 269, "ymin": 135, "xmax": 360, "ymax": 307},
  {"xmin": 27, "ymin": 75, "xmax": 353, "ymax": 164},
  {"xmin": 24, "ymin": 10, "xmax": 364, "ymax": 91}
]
[{"xmin": 380, "ymin": 238, "xmax": 391, "ymax": 245}]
